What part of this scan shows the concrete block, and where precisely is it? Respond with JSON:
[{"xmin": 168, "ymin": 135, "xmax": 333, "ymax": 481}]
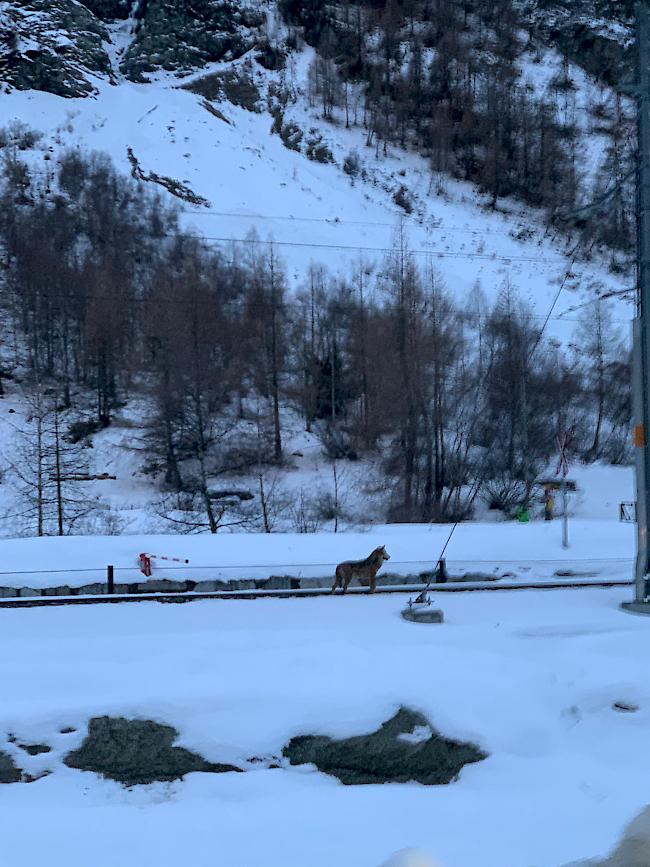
[{"xmin": 401, "ymin": 606, "xmax": 444, "ymax": 624}]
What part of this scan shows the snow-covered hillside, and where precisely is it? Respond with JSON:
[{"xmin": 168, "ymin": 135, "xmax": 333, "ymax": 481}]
[
  {"xmin": 0, "ymin": 3, "xmax": 634, "ymax": 338},
  {"xmin": 0, "ymin": 0, "xmax": 637, "ymax": 539}
]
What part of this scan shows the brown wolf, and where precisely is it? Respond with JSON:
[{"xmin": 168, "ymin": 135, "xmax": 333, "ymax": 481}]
[{"xmin": 331, "ymin": 546, "xmax": 391, "ymax": 594}]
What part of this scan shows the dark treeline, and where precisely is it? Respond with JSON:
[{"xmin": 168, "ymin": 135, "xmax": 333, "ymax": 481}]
[
  {"xmin": 0, "ymin": 149, "xmax": 631, "ymax": 529},
  {"xmin": 281, "ymin": 0, "xmax": 635, "ymax": 256}
]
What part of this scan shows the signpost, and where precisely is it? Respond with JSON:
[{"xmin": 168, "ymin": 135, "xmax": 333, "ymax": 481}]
[
  {"xmin": 621, "ymin": 502, "xmax": 637, "ymax": 523},
  {"xmin": 555, "ymin": 432, "xmax": 571, "ymax": 549}
]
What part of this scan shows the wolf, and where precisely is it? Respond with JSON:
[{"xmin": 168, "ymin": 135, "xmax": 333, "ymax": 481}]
[{"xmin": 331, "ymin": 546, "xmax": 391, "ymax": 594}]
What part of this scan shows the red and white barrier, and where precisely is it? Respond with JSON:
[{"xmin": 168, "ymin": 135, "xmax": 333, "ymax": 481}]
[{"xmin": 138, "ymin": 553, "xmax": 190, "ymax": 577}]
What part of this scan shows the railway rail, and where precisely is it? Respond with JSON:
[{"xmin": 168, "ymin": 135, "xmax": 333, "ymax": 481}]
[{"xmin": 0, "ymin": 577, "xmax": 634, "ymax": 608}]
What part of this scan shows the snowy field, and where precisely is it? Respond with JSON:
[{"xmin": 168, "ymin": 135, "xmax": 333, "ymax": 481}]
[
  {"xmin": 2, "ymin": 586, "xmax": 650, "ymax": 866},
  {"xmin": 0, "ymin": 518, "xmax": 634, "ymax": 591},
  {"xmin": 0, "ymin": 463, "xmax": 635, "ymax": 592}
]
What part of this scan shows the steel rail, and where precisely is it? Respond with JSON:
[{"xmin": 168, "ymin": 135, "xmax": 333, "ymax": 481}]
[{"xmin": 0, "ymin": 578, "xmax": 633, "ymax": 608}]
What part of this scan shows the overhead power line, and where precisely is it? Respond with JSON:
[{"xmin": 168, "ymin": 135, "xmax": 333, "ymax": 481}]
[
  {"xmin": 181, "ymin": 207, "xmax": 542, "ymax": 238},
  {"xmin": 190, "ymin": 232, "xmax": 569, "ymax": 264}
]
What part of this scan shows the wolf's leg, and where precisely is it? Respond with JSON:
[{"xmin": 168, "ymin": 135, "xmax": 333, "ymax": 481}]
[
  {"xmin": 342, "ymin": 573, "xmax": 352, "ymax": 593},
  {"xmin": 369, "ymin": 577, "xmax": 376, "ymax": 593}
]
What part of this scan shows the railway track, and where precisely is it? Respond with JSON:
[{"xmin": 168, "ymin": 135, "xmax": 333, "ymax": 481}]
[{"xmin": 0, "ymin": 577, "xmax": 634, "ymax": 608}]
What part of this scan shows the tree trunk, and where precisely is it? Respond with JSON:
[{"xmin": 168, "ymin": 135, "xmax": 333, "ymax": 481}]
[{"xmin": 54, "ymin": 406, "xmax": 64, "ymax": 536}]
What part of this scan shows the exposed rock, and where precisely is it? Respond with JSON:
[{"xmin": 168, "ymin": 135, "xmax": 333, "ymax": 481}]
[
  {"xmin": 82, "ymin": 0, "xmax": 132, "ymax": 22},
  {"xmin": 201, "ymin": 100, "xmax": 232, "ymax": 124},
  {"xmin": 120, "ymin": 1, "xmax": 265, "ymax": 82},
  {"xmin": 283, "ymin": 707, "xmax": 486, "ymax": 786},
  {"xmin": 22, "ymin": 770, "xmax": 51, "ymax": 783},
  {"xmin": 612, "ymin": 700, "xmax": 639, "ymax": 713},
  {"xmin": 182, "ymin": 69, "xmax": 261, "ymax": 112},
  {"xmin": 0, "ymin": 0, "xmax": 112, "ymax": 97},
  {"xmin": 18, "ymin": 743, "xmax": 51, "ymax": 756},
  {"xmin": 554, "ymin": 570, "xmax": 599, "ymax": 578},
  {"xmin": 64, "ymin": 716, "xmax": 242, "ymax": 785},
  {"xmin": 126, "ymin": 147, "xmax": 210, "ymax": 206},
  {"xmin": 0, "ymin": 751, "xmax": 22, "ymax": 784},
  {"xmin": 246, "ymin": 755, "xmax": 283, "ymax": 770},
  {"xmin": 516, "ymin": 1, "xmax": 633, "ymax": 87}
]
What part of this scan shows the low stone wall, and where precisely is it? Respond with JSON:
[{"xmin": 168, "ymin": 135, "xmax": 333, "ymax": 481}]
[{"xmin": 0, "ymin": 568, "xmax": 505, "ymax": 599}]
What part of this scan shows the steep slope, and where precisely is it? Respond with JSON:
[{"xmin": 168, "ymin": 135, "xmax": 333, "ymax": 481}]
[
  {"xmin": 0, "ymin": 0, "xmax": 268, "ymax": 94},
  {"xmin": 0, "ymin": 44, "xmax": 630, "ymax": 333},
  {"xmin": 0, "ymin": 0, "xmax": 636, "ymax": 536}
]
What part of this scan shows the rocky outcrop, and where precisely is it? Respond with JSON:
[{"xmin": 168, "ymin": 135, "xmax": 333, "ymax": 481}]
[
  {"xmin": 82, "ymin": 0, "xmax": 132, "ymax": 22},
  {"xmin": 515, "ymin": 0, "xmax": 633, "ymax": 87},
  {"xmin": 0, "ymin": 0, "xmax": 112, "ymax": 97},
  {"xmin": 0, "ymin": 750, "xmax": 22, "ymax": 783},
  {"xmin": 0, "ymin": 0, "xmax": 265, "ymax": 96},
  {"xmin": 119, "ymin": 0, "xmax": 265, "ymax": 82}
]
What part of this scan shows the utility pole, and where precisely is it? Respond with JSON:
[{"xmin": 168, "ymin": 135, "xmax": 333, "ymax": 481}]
[{"xmin": 632, "ymin": 2, "xmax": 650, "ymax": 604}]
